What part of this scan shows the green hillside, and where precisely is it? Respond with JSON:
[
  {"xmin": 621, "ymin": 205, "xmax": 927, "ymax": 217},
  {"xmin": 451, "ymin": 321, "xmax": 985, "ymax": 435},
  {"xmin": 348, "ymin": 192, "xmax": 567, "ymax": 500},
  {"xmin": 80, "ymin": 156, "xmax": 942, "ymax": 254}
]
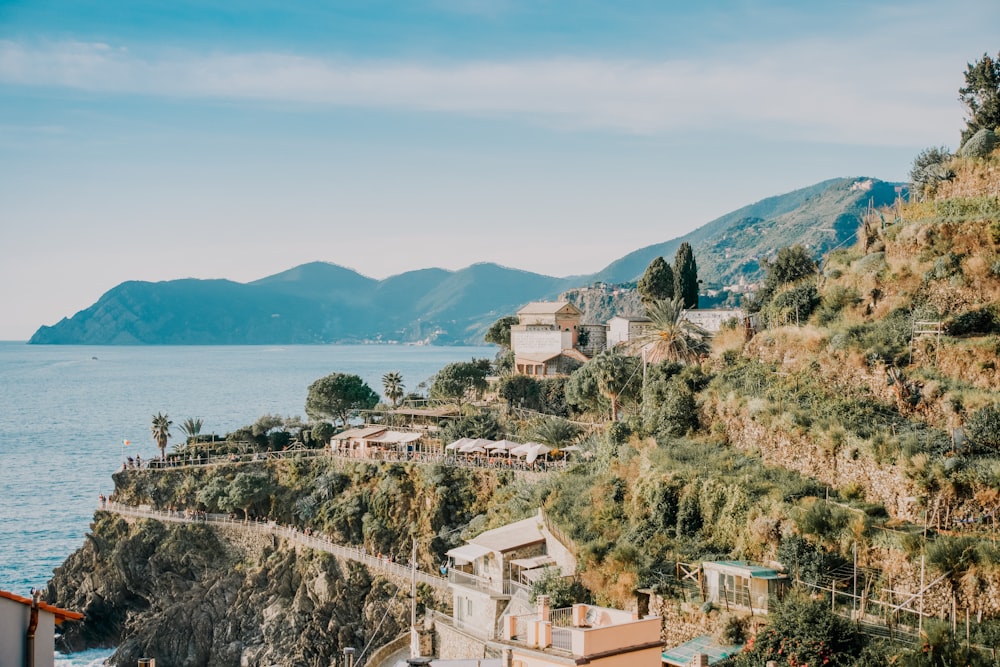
[{"xmin": 591, "ymin": 177, "xmax": 903, "ymax": 287}]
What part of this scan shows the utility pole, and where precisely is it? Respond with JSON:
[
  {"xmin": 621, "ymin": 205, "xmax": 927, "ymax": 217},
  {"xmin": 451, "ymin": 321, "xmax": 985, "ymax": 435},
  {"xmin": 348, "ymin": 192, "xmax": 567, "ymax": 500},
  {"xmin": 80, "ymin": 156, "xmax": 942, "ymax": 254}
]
[{"xmin": 411, "ymin": 537, "xmax": 418, "ymax": 628}]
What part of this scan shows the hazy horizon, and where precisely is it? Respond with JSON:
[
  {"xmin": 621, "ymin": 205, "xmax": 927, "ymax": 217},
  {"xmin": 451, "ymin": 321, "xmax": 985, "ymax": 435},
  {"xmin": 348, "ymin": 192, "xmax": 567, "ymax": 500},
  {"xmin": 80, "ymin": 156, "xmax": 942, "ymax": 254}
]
[{"xmin": 2, "ymin": 0, "xmax": 997, "ymax": 339}]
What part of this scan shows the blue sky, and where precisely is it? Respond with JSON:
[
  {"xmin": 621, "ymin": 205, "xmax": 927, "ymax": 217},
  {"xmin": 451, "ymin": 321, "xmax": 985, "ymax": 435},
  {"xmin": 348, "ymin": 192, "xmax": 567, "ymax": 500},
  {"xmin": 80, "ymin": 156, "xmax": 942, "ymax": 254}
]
[{"xmin": 0, "ymin": 0, "xmax": 996, "ymax": 340}]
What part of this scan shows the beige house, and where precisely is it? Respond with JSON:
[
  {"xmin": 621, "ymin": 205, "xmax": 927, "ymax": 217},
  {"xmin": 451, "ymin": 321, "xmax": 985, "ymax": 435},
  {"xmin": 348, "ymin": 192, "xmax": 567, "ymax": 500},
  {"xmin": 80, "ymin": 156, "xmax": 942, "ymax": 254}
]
[
  {"xmin": 499, "ymin": 596, "xmax": 662, "ymax": 667},
  {"xmin": 0, "ymin": 589, "xmax": 82, "ymax": 667},
  {"xmin": 510, "ymin": 302, "xmax": 588, "ymax": 376},
  {"xmin": 445, "ymin": 511, "xmax": 575, "ymax": 639}
]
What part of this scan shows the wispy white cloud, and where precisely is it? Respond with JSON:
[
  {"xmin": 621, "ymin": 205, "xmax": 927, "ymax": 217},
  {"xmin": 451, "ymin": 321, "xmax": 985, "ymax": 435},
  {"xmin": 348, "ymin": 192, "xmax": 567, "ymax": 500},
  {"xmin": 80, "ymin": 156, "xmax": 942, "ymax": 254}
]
[{"xmin": 0, "ymin": 38, "xmax": 961, "ymax": 145}]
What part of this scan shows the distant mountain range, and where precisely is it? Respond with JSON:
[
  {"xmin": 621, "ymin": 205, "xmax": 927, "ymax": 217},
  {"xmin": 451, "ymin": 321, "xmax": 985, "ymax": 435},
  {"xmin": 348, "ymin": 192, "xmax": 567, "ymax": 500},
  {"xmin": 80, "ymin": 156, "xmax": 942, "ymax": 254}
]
[{"xmin": 29, "ymin": 177, "xmax": 904, "ymax": 345}]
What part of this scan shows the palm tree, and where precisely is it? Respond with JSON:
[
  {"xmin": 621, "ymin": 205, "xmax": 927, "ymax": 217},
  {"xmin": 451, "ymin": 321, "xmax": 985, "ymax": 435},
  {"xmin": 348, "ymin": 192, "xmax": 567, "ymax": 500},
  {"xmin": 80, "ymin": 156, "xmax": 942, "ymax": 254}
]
[
  {"xmin": 631, "ymin": 297, "xmax": 711, "ymax": 365},
  {"xmin": 382, "ymin": 371, "xmax": 405, "ymax": 408},
  {"xmin": 179, "ymin": 417, "xmax": 204, "ymax": 450},
  {"xmin": 531, "ymin": 417, "xmax": 580, "ymax": 448},
  {"xmin": 150, "ymin": 412, "xmax": 172, "ymax": 461},
  {"xmin": 179, "ymin": 417, "xmax": 203, "ymax": 442},
  {"xmin": 590, "ymin": 351, "xmax": 638, "ymax": 422}
]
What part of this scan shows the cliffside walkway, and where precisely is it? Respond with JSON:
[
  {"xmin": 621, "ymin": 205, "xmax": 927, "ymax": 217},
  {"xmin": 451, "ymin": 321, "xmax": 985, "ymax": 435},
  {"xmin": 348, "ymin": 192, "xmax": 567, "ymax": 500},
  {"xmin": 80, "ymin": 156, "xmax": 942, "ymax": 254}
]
[
  {"xmin": 101, "ymin": 501, "xmax": 450, "ymax": 592},
  {"xmin": 121, "ymin": 447, "xmax": 559, "ymax": 477}
]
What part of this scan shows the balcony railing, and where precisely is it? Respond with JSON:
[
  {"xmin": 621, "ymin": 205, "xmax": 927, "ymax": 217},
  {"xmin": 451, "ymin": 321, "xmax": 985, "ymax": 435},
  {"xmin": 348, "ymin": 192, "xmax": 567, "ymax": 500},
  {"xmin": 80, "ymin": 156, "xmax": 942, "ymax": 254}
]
[{"xmin": 448, "ymin": 569, "xmax": 504, "ymax": 595}]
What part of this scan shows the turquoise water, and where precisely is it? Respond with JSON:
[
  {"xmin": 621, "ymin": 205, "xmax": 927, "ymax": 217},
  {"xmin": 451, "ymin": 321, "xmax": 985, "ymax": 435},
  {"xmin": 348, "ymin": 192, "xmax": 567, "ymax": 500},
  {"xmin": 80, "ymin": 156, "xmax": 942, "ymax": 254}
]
[{"xmin": 0, "ymin": 342, "xmax": 492, "ymax": 665}]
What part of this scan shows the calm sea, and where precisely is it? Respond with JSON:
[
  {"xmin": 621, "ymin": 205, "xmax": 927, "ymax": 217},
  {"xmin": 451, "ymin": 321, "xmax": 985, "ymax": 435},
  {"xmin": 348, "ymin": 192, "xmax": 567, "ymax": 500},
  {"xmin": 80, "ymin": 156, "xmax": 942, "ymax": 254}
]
[{"xmin": 0, "ymin": 342, "xmax": 493, "ymax": 665}]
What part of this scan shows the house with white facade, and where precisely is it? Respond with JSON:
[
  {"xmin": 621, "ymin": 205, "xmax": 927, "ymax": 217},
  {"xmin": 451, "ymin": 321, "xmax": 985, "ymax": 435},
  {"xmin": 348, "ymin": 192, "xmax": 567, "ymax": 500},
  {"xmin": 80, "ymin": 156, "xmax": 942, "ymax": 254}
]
[
  {"xmin": 606, "ymin": 315, "xmax": 653, "ymax": 349},
  {"xmin": 0, "ymin": 589, "xmax": 82, "ymax": 667},
  {"xmin": 444, "ymin": 511, "xmax": 575, "ymax": 639}
]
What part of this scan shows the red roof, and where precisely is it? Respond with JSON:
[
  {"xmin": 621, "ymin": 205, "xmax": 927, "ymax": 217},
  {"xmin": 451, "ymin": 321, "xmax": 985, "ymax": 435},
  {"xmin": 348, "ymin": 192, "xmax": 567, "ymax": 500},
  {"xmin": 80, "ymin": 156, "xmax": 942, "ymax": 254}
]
[{"xmin": 0, "ymin": 589, "xmax": 84, "ymax": 624}]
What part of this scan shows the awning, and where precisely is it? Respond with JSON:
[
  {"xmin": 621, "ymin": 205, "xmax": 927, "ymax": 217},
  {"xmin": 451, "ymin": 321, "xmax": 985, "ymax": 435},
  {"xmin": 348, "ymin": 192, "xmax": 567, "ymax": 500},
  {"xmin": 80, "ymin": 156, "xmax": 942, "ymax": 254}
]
[
  {"xmin": 521, "ymin": 566, "xmax": 555, "ymax": 583},
  {"xmin": 510, "ymin": 555, "xmax": 555, "ymax": 569},
  {"xmin": 446, "ymin": 543, "xmax": 493, "ymax": 565},
  {"xmin": 370, "ymin": 431, "xmax": 422, "ymax": 444},
  {"xmin": 332, "ymin": 426, "xmax": 387, "ymax": 441}
]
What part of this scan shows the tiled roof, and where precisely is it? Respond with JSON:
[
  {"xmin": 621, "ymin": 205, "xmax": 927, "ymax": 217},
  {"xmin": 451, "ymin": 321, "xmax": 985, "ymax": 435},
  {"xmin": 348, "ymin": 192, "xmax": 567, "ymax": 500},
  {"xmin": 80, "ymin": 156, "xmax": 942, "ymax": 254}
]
[{"xmin": 0, "ymin": 590, "xmax": 84, "ymax": 623}]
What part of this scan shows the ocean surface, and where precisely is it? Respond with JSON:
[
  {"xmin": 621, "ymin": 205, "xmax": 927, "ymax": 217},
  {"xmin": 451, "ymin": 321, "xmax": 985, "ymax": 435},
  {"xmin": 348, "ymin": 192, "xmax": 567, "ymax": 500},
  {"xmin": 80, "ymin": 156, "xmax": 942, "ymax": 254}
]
[{"xmin": 0, "ymin": 342, "xmax": 493, "ymax": 665}]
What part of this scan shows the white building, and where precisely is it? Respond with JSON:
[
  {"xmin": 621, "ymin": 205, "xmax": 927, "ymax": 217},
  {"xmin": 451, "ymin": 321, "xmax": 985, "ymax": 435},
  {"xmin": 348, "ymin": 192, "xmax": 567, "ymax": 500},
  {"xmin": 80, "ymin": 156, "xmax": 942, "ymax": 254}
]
[
  {"xmin": 606, "ymin": 316, "xmax": 653, "ymax": 348},
  {"xmin": 0, "ymin": 589, "xmax": 82, "ymax": 667},
  {"xmin": 445, "ymin": 511, "xmax": 575, "ymax": 639}
]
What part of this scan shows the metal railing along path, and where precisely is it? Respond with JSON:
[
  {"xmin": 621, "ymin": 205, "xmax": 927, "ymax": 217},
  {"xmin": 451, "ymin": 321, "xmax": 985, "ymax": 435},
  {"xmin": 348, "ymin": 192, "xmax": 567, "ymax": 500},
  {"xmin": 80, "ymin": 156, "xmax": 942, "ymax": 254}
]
[
  {"xmin": 118, "ymin": 446, "xmax": 569, "ymax": 476},
  {"xmin": 100, "ymin": 501, "xmax": 449, "ymax": 591}
]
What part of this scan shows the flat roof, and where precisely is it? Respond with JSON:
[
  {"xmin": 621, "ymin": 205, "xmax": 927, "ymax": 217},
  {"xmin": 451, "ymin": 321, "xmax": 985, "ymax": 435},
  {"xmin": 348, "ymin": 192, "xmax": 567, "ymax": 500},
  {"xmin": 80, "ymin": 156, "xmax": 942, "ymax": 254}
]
[
  {"xmin": 0, "ymin": 590, "xmax": 84, "ymax": 624},
  {"xmin": 331, "ymin": 426, "xmax": 387, "ymax": 440},
  {"xmin": 470, "ymin": 516, "xmax": 545, "ymax": 553},
  {"xmin": 704, "ymin": 560, "xmax": 784, "ymax": 578},
  {"xmin": 446, "ymin": 543, "xmax": 493, "ymax": 565},
  {"xmin": 662, "ymin": 634, "xmax": 742, "ymax": 666},
  {"xmin": 389, "ymin": 406, "xmax": 459, "ymax": 417}
]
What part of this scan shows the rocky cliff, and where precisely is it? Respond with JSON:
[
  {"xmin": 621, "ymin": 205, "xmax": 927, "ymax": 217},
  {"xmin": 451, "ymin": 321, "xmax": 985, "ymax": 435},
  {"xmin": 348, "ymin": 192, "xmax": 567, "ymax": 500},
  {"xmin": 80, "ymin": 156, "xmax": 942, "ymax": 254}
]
[{"xmin": 47, "ymin": 512, "xmax": 412, "ymax": 667}]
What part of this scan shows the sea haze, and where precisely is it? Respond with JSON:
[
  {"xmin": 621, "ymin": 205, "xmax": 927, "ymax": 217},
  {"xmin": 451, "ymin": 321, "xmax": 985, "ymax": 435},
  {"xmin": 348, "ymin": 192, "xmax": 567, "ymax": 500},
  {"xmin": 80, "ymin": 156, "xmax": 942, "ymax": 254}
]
[{"xmin": 0, "ymin": 343, "xmax": 493, "ymax": 596}]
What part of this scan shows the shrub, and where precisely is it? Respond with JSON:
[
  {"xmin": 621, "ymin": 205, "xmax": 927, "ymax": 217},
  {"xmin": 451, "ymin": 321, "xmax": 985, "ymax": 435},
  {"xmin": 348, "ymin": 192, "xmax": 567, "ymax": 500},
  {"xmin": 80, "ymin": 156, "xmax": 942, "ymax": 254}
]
[
  {"xmin": 853, "ymin": 251, "xmax": 887, "ymax": 275},
  {"xmin": 717, "ymin": 614, "xmax": 748, "ymax": 644},
  {"xmin": 909, "ymin": 146, "xmax": 955, "ymax": 201},
  {"xmin": 676, "ymin": 489, "xmax": 703, "ymax": 537},
  {"xmin": 817, "ymin": 285, "xmax": 861, "ymax": 325},
  {"xmin": 967, "ymin": 404, "xmax": 1000, "ymax": 449},
  {"xmin": 945, "ymin": 306, "xmax": 999, "ymax": 336},
  {"xmin": 958, "ymin": 128, "xmax": 997, "ymax": 158},
  {"xmin": 733, "ymin": 592, "xmax": 863, "ymax": 667},
  {"xmin": 926, "ymin": 252, "xmax": 964, "ymax": 280}
]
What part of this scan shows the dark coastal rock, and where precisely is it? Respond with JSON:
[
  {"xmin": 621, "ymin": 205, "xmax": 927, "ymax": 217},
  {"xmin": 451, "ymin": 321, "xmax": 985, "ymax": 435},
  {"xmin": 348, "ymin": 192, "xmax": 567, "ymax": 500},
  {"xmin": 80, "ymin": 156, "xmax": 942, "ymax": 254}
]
[{"xmin": 47, "ymin": 513, "xmax": 408, "ymax": 667}]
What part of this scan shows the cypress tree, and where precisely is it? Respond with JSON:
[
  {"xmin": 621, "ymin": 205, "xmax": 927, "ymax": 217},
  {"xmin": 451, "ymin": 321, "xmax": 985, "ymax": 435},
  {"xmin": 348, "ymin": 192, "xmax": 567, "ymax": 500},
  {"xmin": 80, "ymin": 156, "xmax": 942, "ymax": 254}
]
[
  {"xmin": 673, "ymin": 242, "xmax": 699, "ymax": 309},
  {"xmin": 637, "ymin": 256, "xmax": 674, "ymax": 305}
]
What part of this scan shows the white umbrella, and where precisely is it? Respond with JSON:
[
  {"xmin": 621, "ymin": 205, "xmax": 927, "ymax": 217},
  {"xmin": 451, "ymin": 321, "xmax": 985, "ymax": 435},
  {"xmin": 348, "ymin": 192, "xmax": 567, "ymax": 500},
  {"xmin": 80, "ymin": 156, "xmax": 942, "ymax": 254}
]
[
  {"xmin": 486, "ymin": 439, "xmax": 520, "ymax": 452},
  {"xmin": 446, "ymin": 438, "xmax": 473, "ymax": 451},
  {"xmin": 459, "ymin": 439, "xmax": 489, "ymax": 453},
  {"xmin": 524, "ymin": 442, "xmax": 552, "ymax": 464},
  {"xmin": 509, "ymin": 443, "xmax": 535, "ymax": 457}
]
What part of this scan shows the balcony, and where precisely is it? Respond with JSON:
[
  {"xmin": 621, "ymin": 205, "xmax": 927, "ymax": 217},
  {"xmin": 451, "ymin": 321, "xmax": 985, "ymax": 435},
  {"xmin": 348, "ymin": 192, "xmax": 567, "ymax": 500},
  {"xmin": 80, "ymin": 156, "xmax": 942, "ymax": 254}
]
[{"xmin": 448, "ymin": 569, "xmax": 505, "ymax": 596}]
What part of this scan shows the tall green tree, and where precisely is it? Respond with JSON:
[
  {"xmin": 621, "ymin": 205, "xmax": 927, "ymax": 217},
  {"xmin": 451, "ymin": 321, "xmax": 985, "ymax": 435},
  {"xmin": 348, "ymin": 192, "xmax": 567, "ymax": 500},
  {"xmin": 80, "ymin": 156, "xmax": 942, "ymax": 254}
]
[
  {"xmin": 305, "ymin": 372, "xmax": 380, "ymax": 426},
  {"xmin": 150, "ymin": 412, "xmax": 172, "ymax": 461},
  {"xmin": 429, "ymin": 359, "xmax": 491, "ymax": 411},
  {"xmin": 673, "ymin": 242, "xmax": 699, "ymax": 309},
  {"xmin": 959, "ymin": 51, "xmax": 1000, "ymax": 144},
  {"xmin": 382, "ymin": 371, "xmax": 405, "ymax": 407},
  {"xmin": 633, "ymin": 298, "xmax": 711, "ymax": 365},
  {"xmin": 637, "ymin": 256, "xmax": 674, "ymax": 305},
  {"xmin": 484, "ymin": 315, "xmax": 519, "ymax": 349}
]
